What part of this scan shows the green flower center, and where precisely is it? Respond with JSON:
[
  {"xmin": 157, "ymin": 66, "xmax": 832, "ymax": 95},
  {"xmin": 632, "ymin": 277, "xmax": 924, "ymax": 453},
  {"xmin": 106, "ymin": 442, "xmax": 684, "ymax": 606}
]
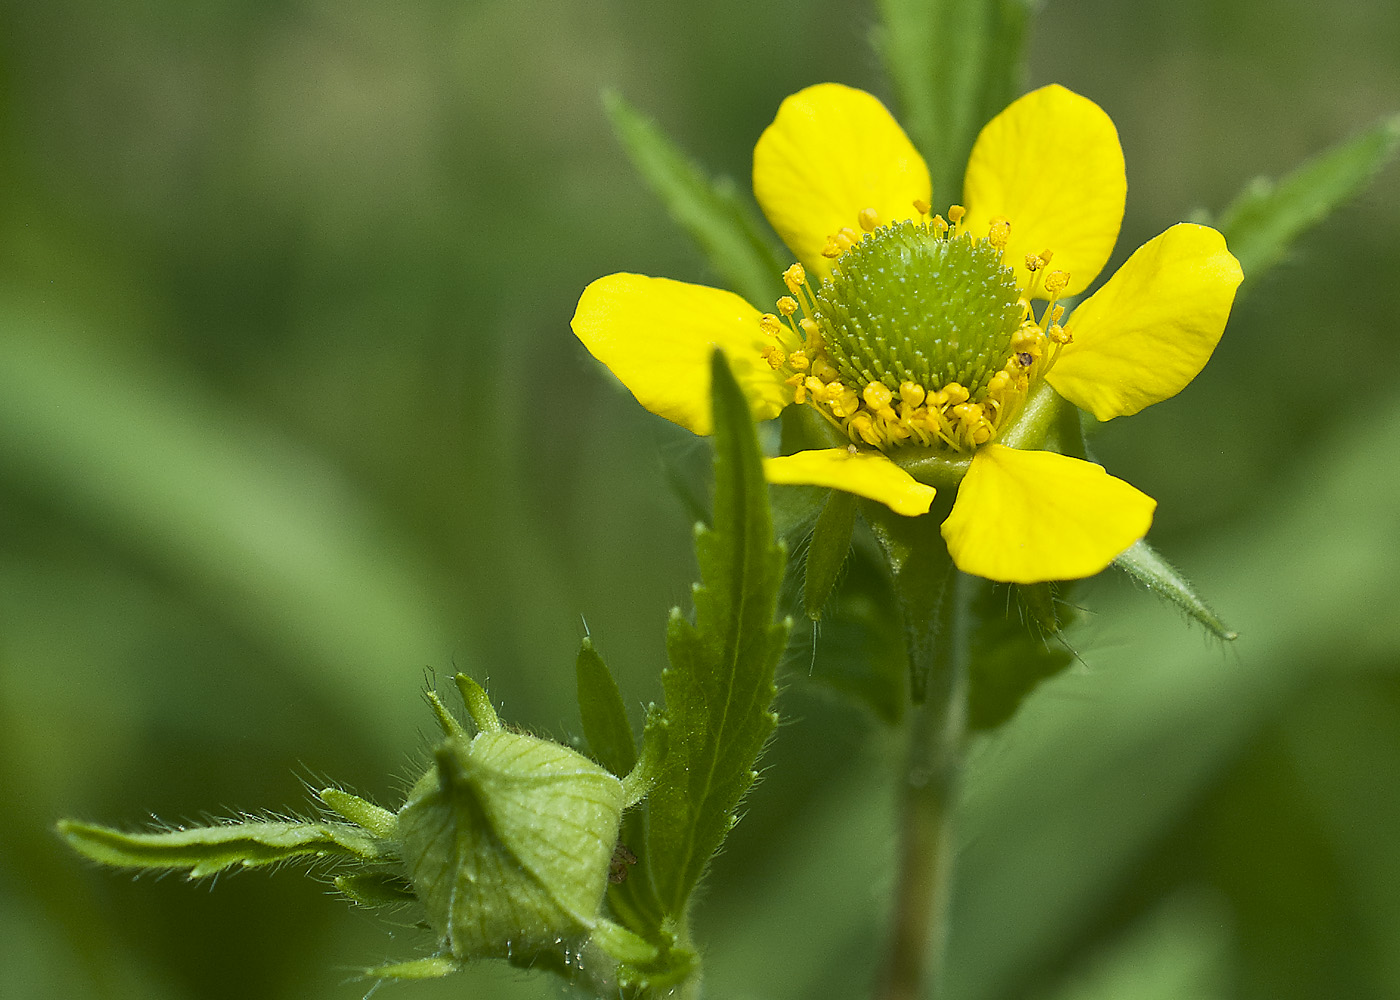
[
  {"xmin": 815, "ymin": 220, "xmax": 1023, "ymax": 399},
  {"xmin": 757, "ymin": 207, "xmax": 1073, "ymax": 453}
]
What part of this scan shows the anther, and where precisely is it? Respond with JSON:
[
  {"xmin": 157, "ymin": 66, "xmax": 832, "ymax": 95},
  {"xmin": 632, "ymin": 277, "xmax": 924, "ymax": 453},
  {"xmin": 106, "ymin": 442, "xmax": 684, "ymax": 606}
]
[
  {"xmin": 1044, "ymin": 270, "xmax": 1070, "ymax": 295},
  {"xmin": 932, "ymin": 215, "xmax": 949, "ymax": 236},
  {"xmin": 858, "ymin": 207, "xmax": 881, "ymax": 233},
  {"xmin": 1038, "ymin": 249, "xmax": 1054, "ymax": 265},
  {"xmin": 777, "ymin": 296, "xmax": 798, "ymax": 316},
  {"xmin": 759, "ymin": 313, "xmax": 783, "ymax": 337},
  {"xmin": 987, "ymin": 217, "xmax": 1011, "ymax": 251},
  {"xmin": 862, "ymin": 382, "xmax": 893, "ymax": 411},
  {"xmin": 912, "ymin": 198, "xmax": 931, "ymax": 216},
  {"xmin": 788, "ymin": 351, "xmax": 810, "ymax": 371},
  {"xmin": 898, "ymin": 381, "xmax": 926, "ymax": 408},
  {"xmin": 942, "ymin": 382, "xmax": 970, "ymax": 406},
  {"xmin": 1025, "ymin": 253, "xmax": 1042, "ymax": 272},
  {"xmin": 948, "ymin": 205, "xmax": 966, "ymax": 225},
  {"xmin": 761, "ymin": 346, "xmax": 785, "ymax": 369},
  {"xmin": 783, "ymin": 263, "xmax": 806, "ymax": 293}
]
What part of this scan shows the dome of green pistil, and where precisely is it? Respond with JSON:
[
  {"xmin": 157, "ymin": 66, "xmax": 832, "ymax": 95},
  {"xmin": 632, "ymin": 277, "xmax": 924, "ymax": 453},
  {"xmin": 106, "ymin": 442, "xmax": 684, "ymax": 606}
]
[{"xmin": 815, "ymin": 221, "xmax": 1024, "ymax": 397}]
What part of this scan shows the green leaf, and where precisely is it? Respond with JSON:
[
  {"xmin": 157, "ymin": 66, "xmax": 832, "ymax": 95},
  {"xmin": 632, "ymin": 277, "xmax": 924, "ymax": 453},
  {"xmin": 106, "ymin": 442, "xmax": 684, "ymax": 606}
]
[
  {"xmin": 575, "ymin": 637, "xmax": 639, "ymax": 778},
  {"xmin": 874, "ymin": 0, "xmax": 1035, "ymax": 200},
  {"xmin": 56, "ymin": 816, "xmax": 392, "ymax": 878},
  {"xmin": 647, "ymin": 351, "xmax": 789, "ymax": 919},
  {"xmin": 1114, "ymin": 540, "xmax": 1237, "ymax": 641},
  {"xmin": 333, "ymin": 871, "xmax": 419, "ymax": 908},
  {"xmin": 1218, "ymin": 112, "xmax": 1400, "ymax": 288},
  {"xmin": 603, "ymin": 90, "xmax": 789, "ymax": 308}
]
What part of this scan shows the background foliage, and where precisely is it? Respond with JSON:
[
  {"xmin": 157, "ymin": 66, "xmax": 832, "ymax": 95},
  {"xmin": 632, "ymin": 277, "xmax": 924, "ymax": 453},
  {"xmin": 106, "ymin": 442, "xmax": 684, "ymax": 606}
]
[{"xmin": 2, "ymin": 1, "xmax": 1398, "ymax": 998}]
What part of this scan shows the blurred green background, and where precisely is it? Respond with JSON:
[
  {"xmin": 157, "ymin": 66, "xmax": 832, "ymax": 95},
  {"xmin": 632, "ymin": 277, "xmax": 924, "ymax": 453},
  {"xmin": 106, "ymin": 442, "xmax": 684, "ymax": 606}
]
[{"xmin": 2, "ymin": 0, "xmax": 1397, "ymax": 998}]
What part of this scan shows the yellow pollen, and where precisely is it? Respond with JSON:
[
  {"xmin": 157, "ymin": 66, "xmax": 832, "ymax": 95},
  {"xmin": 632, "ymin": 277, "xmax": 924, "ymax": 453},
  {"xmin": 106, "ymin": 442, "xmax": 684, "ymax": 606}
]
[
  {"xmin": 987, "ymin": 216, "xmax": 1011, "ymax": 251},
  {"xmin": 1044, "ymin": 270, "xmax": 1070, "ymax": 295},
  {"xmin": 759, "ymin": 313, "xmax": 782, "ymax": 337},
  {"xmin": 761, "ymin": 346, "xmax": 785, "ymax": 369},
  {"xmin": 948, "ymin": 205, "xmax": 966, "ymax": 225},
  {"xmin": 931, "ymin": 215, "xmax": 949, "ymax": 236},
  {"xmin": 1038, "ymin": 249, "xmax": 1054, "ymax": 265},
  {"xmin": 821, "ymin": 237, "xmax": 844, "ymax": 259},
  {"xmin": 777, "ymin": 296, "xmax": 798, "ymax": 316},
  {"xmin": 858, "ymin": 207, "xmax": 881, "ymax": 233},
  {"xmin": 986, "ymin": 371, "xmax": 1011, "ymax": 395},
  {"xmin": 1024, "ymin": 253, "xmax": 1042, "ymax": 272},
  {"xmin": 782, "ymin": 263, "xmax": 806, "ymax": 293},
  {"xmin": 912, "ymin": 198, "xmax": 931, "ymax": 216},
  {"xmin": 812, "ymin": 358, "xmax": 838, "ymax": 382},
  {"xmin": 828, "ymin": 385, "xmax": 860, "ymax": 419},
  {"xmin": 788, "ymin": 351, "xmax": 810, "ymax": 371},
  {"xmin": 1048, "ymin": 323, "xmax": 1072, "ymax": 345},
  {"xmin": 942, "ymin": 382, "xmax": 970, "ymax": 406},
  {"xmin": 862, "ymin": 381, "xmax": 893, "ymax": 410},
  {"xmin": 899, "ymin": 381, "xmax": 925, "ymax": 407}
]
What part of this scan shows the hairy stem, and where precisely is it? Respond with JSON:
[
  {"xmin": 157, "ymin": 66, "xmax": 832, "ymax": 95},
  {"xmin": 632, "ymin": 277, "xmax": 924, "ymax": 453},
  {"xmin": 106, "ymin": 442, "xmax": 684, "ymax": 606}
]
[{"xmin": 878, "ymin": 571, "xmax": 970, "ymax": 1000}]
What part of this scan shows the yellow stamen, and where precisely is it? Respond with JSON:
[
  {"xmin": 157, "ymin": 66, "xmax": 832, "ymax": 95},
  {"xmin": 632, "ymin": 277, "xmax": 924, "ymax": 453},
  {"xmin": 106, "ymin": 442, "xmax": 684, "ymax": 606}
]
[
  {"xmin": 782, "ymin": 263, "xmax": 806, "ymax": 294},
  {"xmin": 862, "ymin": 381, "xmax": 893, "ymax": 411},
  {"xmin": 759, "ymin": 313, "xmax": 783, "ymax": 337},
  {"xmin": 761, "ymin": 346, "xmax": 785, "ymax": 369},
  {"xmin": 899, "ymin": 381, "xmax": 925, "ymax": 408},
  {"xmin": 987, "ymin": 216, "xmax": 1011, "ymax": 252},
  {"xmin": 777, "ymin": 296, "xmax": 798, "ymax": 316},
  {"xmin": 948, "ymin": 205, "xmax": 966, "ymax": 225},
  {"xmin": 788, "ymin": 351, "xmax": 810, "ymax": 372},
  {"xmin": 858, "ymin": 207, "xmax": 881, "ymax": 233},
  {"xmin": 1044, "ymin": 270, "xmax": 1070, "ymax": 295},
  {"xmin": 1024, "ymin": 253, "xmax": 1042, "ymax": 272}
]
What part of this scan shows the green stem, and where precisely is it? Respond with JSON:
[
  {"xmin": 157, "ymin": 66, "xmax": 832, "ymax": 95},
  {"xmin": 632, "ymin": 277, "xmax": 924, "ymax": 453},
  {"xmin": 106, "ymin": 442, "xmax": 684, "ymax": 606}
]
[{"xmin": 878, "ymin": 571, "xmax": 970, "ymax": 1000}]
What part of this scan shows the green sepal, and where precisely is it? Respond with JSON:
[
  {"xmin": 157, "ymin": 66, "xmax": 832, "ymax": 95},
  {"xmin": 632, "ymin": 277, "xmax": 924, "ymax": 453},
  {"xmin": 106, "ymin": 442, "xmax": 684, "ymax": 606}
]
[
  {"xmin": 804, "ymin": 489, "xmax": 858, "ymax": 621},
  {"xmin": 861, "ymin": 493, "xmax": 959, "ymax": 703},
  {"xmin": 797, "ymin": 538, "xmax": 908, "ymax": 725},
  {"xmin": 966, "ymin": 581, "xmax": 1076, "ymax": 732},
  {"xmin": 319, "ymin": 787, "xmax": 397, "ymax": 840},
  {"xmin": 334, "ymin": 871, "xmax": 419, "ymax": 908},
  {"xmin": 364, "ymin": 956, "xmax": 461, "ymax": 980},
  {"xmin": 455, "ymin": 673, "xmax": 502, "ymax": 733},
  {"xmin": 647, "ymin": 351, "xmax": 789, "ymax": 920},
  {"xmin": 1217, "ymin": 111, "xmax": 1400, "ymax": 290},
  {"xmin": 873, "ymin": 0, "xmax": 1034, "ymax": 199},
  {"xmin": 57, "ymin": 816, "xmax": 391, "ymax": 877},
  {"xmin": 603, "ymin": 90, "xmax": 788, "ymax": 308},
  {"xmin": 576, "ymin": 636, "xmax": 639, "ymax": 779},
  {"xmin": 1114, "ymin": 540, "xmax": 1237, "ymax": 641}
]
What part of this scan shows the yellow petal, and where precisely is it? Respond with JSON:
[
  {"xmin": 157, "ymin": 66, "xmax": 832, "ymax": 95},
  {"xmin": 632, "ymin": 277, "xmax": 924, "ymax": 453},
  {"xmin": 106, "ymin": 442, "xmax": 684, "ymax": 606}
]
[
  {"xmin": 571, "ymin": 273, "xmax": 790, "ymax": 436},
  {"xmin": 752, "ymin": 84, "xmax": 931, "ymax": 281},
  {"xmin": 764, "ymin": 448, "xmax": 936, "ymax": 517},
  {"xmin": 1048, "ymin": 223, "xmax": 1243, "ymax": 421},
  {"xmin": 962, "ymin": 85, "xmax": 1126, "ymax": 297},
  {"xmin": 941, "ymin": 445, "xmax": 1154, "ymax": 583}
]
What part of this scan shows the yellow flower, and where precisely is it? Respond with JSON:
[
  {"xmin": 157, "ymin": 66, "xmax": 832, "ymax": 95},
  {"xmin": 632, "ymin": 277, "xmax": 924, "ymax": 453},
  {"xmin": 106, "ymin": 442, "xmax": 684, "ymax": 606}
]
[{"xmin": 572, "ymin": 84, "xmax": 1242, "ymax": 584}]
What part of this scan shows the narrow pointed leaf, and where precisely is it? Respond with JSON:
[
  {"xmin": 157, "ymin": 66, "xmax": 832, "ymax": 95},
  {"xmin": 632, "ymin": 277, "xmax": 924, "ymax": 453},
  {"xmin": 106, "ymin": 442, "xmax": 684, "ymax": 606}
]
[
  {"xmin": 874, "ymin": 0, "xmax": 1034, "ymax": 199},
  {"xmin": 57, "ymin": 817, "xmax": 391, "ymax": 878},
  {"xmin": 604, "ymin": 90, "xmax": 788, "ymax": 307},
  {"xmin": 1113, "ymin": 540, "xmax": 1237, "ymax": 641},
  {"xmin": 1218, "ymin": 112, "xmax": 1400, "ymax": 288},
  {"xmin": 647, "ymin": 351, "xmax": 789, "ymax": 918},
  {"xmin": 576, "ymin": 637, "xmax": 639, "ymax": 778}
]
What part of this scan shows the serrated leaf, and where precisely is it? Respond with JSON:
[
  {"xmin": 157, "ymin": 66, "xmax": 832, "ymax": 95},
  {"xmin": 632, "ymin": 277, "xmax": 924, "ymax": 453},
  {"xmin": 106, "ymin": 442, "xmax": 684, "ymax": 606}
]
[
  {"xmin": 576, "ymin": 637, "xmax": 638, "ymax": 779},
  {"xmin": 874, "ymin": 0, "xmax": 1034, "ymax": 199},
  {"xmin": 603, "ymin": 90, "xmax": 789, "ymax": 308},
  {"xmin": 647, "ymin": 351, "xmax": 789, "ymax": 918},
  {"xmin": 1114, "ymin": 540, "xmax": 1237, "ymax": 641},
  {"xmin": 1218, "ymin": 112, "xmax": 1400, "ymax": 288},
  {"xmin": 57, "ymin": 816, "xmax": 392, "ymax": 878}
]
